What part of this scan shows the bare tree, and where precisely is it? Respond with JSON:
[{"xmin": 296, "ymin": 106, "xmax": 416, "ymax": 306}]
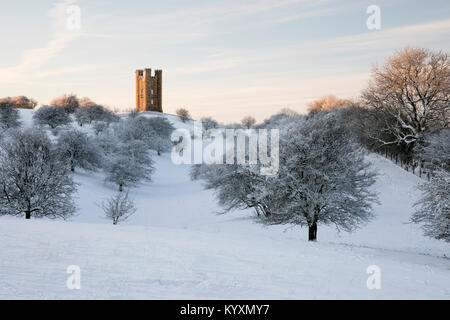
[
  {"xmin": 241, "ymin": 115, "xmax": 256, "ymax": 128},
  {"xmin": 51, "ymin": 94, "xmax": 80, "ymax": 113},
  {"xmin": 0, "ymin": 128, "xmax": 77, "ymax": 219},
  {"xmin": 176, "ymin": 108, "xmax": 191, "ymax": 123},
  {"xmin": 200, "ymin": 116, "xmax": 219, "ymax": 131},
  {"xmin": 79, "ymin": 97, "xmax": 97, "ymax": 107},
  {"xmin": 307, "ymin": 95, "xmax": 352, "ymax": 113},
  {"xmin": 0, "ymin": 96, "xmax": 37, "ymax": 109},
  {"xmin": 361, "ymin": 47, "xmax": 450, "ymax": 147},
  {"xmin": 102, "ymin": 191, "xmax": 137, "ymax": 225}
]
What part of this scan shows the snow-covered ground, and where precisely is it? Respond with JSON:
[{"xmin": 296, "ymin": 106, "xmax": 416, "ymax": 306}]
[{"xmin": 0, "ymin": 109, "xmax": 449, "ymax": 299}]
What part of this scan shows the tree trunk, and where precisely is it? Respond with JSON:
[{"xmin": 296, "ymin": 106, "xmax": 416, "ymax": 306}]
[
  {"xmin": 308, "ymin": 220, "xmax": 317, "ymax": 241},
  {"xmin": 25, "ymin": 210, "xmax": 31, "ymax": 219}
]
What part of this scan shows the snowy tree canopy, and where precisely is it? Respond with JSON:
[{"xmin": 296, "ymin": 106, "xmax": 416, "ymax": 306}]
[
  {"xmin": 56, "ymin": 129, "xmax": 103, "ymax": 172},
  {"xmin": 0, "ymin": 128, "xmax": 77, "ymax": 219},
  {"xmin": 412, "ymin": 170, "xmax": 450, "ymax": 242},
  {"xmin": 264, "ymin": 112, "xmax": 378, "ymax": 240},
  {"xmin": 33, "ymin": 106, "xmax": 72, "ymax": 129},
  {"xmin": 416, "ymin": 128, "xmax": 450, "ymax": 173},
  {"xmin": 193, "ymin": 110, "xmax": 378, "ymax": 241},
  {"xmin": 104, "ymin": 139, "xmax": 154, "ymax": 192},
  {"xmin": 74, "ymin": 105, "xmax": 119, "ymax": 126}
]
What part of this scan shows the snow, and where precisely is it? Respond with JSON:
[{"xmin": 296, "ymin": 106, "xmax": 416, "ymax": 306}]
[{"xmin": 0, "ymin": 109, "xmax": 449, "ymax": 299}]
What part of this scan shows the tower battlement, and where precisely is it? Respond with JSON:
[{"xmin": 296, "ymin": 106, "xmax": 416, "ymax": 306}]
[{"xmin": 135, "ymin": 68, "xmax": 162, "ymax": 112}]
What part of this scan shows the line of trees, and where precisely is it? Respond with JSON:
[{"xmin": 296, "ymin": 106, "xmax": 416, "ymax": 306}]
[
  {"xmin": 0, "ymin": 107, "xmax": 175, "ymax": 222},
  {"xmin": 347, "ymin": 47, "xmax": 449, "ymax": 242},
  {"xmin": 192, "ymin": 46, "xmax": 449, "ymax": 242},
  {"xmin": 0, "ymin": 96, "xmax": 37, "ymax": 109}
]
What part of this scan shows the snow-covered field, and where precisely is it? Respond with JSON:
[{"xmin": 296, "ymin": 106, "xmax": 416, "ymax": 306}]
[{"xmin": 0, "ymin": 110, "xmax": 449, "ymax": 299}]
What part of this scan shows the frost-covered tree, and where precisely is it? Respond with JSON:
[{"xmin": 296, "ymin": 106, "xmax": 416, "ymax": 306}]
[
  {"xmin": 104, "ymin": 140, "xmax": 154, "ymax": 191},
  {"xmin": 146, "ymin": 116, "xmax": 174, "ymax": 138},
  {"xmin": 119, "ymin": 139, "xmax": 153, "ymax": 167},
  {"xmin": 73, "ymin": 107, "xmax": 90, "ymax": 126},
  {"xmin": 0, "ymin": 102, "xmax": 21, "ymax": 129},
  {"xmin": 56, "ymin": 129, "xmax": 102, "ymax": 172},
  {"xmin": 176, "ymin": 108, "xmax": 191, "ymax": 122},
  {"xmin": 33, "ymin": 106, "xmax": 72, "ymax": 129},
  {"xmin": 105, "ymin": 155, "xmax": 149, "ymax": 192},
  {"xmin": 193, "ymin": 111, "xmax": 377, "ymax": 241},
  {"xmin": 265, "ymin": 112, "xmax": 378, "ymax": 240},
  {"xmin": 417, "ymin": 129, "xmax": 450, "ymax": 173},
  {"xmin": 261, "ymin": 109, "xmax": 302, "ymax": 128},
  {"xmin": 151, "ymin": 135, "xmax": 173, "ymax": 156},
  {"xmin": 102, "ymin": 191, "xmax": 137, "ymax": 225},
  {"xmin": 412, "ymin": 170, "xmax": 450, "ymax": 242},
  {"xmin": 74, "ymin": 105, "xmax": 118, "ymax": 126},
  {"xmin": 116, "ymin": 116, "xmax": 174, "ymax": 154},
  {"xmin": 93, "ymin": 121, "xmax": 108, "ymax": 135},
  {"xmin": 191, "ymin": 162, "xmax": 277, "ymax": 218},
  {"xmin": 118, "ymin": 117, "xmax": 153, "ymax": 142},
  {"xmin": 0, "ymin": 128, "xmax": 76, "ymax": 219}
]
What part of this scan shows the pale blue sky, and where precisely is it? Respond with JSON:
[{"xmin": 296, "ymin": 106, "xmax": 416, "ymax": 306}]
[{"xmin": 0, "ymin": 0, "xmax": 449, "ymax": 122}]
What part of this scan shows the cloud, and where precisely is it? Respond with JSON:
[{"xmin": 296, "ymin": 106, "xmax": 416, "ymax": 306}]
[
  {"xmin": 96, "ymin": 0, "xmax": 330, "ymax": 46},
  {"xmin": 171, "ymin": 53, "xmax": 242, "ymax": 75},
  {"xmin": 0, "ymin": 0, "xmax": 85, "ymax": 83},
  {"xmin": 289, "ymin": 18, "xmax": 450, "ymax": 55}
]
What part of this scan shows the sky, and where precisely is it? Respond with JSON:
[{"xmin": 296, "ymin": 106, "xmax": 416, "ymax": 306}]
[{"xmin": 0, "ymin": 0, "xmax": 449, "ymax": 122}]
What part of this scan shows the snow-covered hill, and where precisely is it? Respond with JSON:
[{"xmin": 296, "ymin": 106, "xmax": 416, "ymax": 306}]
[{"xmin": 0, "ymin": 109, "xmax": 449, "ymax": 299}]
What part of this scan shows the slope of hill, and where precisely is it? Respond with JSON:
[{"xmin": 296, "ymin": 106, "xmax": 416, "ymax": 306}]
[{"xmin": 0, "ymin": 109, "xmax": 448, "ymax": 299}]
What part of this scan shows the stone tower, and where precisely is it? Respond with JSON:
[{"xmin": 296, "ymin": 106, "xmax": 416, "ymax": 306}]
[{"xmin": 135, "ymin": 68, "xmax": 162, "ymax": 112}]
